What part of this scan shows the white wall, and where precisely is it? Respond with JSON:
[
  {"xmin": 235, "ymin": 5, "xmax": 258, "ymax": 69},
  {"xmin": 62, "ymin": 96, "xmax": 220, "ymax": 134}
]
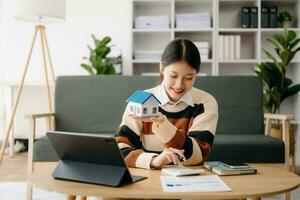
[{"xmin": 3, "ymin": 0, "xmax": 132, "ymax": 83}]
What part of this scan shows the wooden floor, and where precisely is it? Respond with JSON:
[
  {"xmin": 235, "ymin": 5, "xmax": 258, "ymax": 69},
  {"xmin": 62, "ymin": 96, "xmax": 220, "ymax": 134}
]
[{"xmin": 0, "ymin": 152, "xmax": 27, "ymax": 181}]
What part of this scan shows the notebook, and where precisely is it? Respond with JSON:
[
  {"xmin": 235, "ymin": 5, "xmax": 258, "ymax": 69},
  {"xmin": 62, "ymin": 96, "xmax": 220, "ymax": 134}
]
[
  {"xmin": 204, "ymin": 161, "xmax": 257, "ymax": 176},
  {"xmin": 47, "ymin": 131, "xmax": 147, "ymax": 186}
]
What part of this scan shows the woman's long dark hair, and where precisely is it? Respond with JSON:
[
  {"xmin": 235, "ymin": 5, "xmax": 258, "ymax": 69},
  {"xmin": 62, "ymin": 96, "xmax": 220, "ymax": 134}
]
[{"xmin": 158, "ymin": 38, "xmax": 201, "ymax": 84}]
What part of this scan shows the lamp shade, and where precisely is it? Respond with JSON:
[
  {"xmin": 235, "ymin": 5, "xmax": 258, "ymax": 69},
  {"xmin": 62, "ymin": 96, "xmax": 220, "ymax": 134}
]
[{"xmin": 14, "ymin": 0, "xmax": 65, "ymax": 23}]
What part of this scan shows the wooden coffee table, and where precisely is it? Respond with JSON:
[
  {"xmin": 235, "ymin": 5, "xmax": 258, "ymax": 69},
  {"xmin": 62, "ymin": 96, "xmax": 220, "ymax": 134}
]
[{"xmin": 28, "ymin": 162, "xmax": 300, "ymax": 199}]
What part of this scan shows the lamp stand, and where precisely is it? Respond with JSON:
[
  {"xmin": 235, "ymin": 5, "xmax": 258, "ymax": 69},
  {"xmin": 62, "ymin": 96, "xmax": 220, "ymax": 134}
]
[{"xmin": 0, "ymin": 25, "xmax": 56, "ymax": 164}]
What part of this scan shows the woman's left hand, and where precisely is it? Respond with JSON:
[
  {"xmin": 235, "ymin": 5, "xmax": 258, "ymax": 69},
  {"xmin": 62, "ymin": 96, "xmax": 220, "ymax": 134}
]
[{"xmin": 129, "ymin": 113, "xmax": 166, "ymax": 123}]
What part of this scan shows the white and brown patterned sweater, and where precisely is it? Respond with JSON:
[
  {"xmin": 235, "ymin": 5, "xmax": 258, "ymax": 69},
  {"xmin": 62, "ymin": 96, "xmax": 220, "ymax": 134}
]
[{"xmin": 115, "ymin": 86, "xmax": 218, "ymax": 169}]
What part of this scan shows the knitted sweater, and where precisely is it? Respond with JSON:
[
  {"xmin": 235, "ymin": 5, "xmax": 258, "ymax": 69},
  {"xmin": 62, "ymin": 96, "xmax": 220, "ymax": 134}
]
[{"xmin": 115, "ymin": 86, "xmax": 218, "ymax": 169}]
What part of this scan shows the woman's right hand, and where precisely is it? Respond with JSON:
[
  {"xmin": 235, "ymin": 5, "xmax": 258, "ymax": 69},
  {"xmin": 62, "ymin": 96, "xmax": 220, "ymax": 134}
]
[{"xmin": 150, "ymin": 148, "xmax": 185, "ymax": 168}]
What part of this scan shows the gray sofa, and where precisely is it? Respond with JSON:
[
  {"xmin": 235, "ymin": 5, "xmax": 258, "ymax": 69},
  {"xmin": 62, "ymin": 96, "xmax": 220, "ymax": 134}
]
[{"xmin": 31, "ymin": 75, "xmax": 285, "ymax": 164}]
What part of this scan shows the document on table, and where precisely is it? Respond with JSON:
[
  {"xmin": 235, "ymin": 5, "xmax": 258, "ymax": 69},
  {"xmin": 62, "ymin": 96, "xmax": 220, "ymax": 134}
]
[{"xmin": 160, "ymin": 175, "xmax": 232, "ymax": 192}]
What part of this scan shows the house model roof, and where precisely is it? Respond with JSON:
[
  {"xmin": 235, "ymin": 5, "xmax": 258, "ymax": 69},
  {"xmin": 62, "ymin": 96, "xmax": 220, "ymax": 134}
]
[{"xmin": 127, "ymin": 90, "xmax": 161, "ymax": 104}]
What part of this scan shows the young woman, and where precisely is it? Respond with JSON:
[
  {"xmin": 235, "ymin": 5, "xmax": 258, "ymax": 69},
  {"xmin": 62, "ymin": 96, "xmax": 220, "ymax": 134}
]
[{"xmin": 115, "ymin": 38, "xmax": 218, "ymax": 169}]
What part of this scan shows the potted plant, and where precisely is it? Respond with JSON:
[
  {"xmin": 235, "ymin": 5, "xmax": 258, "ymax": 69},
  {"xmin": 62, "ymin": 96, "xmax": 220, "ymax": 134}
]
[
  {"xmin": 81, "ymin": 35, "xmax": 121, "ymax": 75},
  {"xmin": 278, "ymin": 11, "xmax": 293, "ymax": 28},
  {"xmin": 254, "ymin": 29, "xmax": 300, "ymax": 138}
]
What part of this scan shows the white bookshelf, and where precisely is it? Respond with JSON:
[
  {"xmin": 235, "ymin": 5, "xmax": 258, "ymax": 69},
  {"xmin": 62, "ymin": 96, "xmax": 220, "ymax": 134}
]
[
  {"xmin": 131, "ymin": 0, "xmax": 215, "ymax": 76},
  {"xmin": 131, "ymin": 0, "xmax": 300, "ymax": 76},
  {"xmin": 130, "ymin": 0, "xmax": 300, "ymax": 126}
]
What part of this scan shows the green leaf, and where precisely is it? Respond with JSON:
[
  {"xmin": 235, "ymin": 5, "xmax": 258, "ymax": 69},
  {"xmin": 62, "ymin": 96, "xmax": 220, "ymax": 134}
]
[
  {"xmin": 81, "ymin": 34, "xmax": 118, "ymax": 75},
  {"xmin": 80, "ymin": 64, "xmax": 95, "ymax": 75},
  {"xmin": 282, "ymin": 84, "xmax": 300, "ymax": 101},
  {"xmin": 290, "ymin": 38, "xmax": 300, "ymax": 50},
  {"xmin": 286, "ymin": 29, "xmax": 296, "ymax": 44},
  {"xmin": 267, "ymin": 37, "xmax": 282, "ymax": 50},
  {"xmin": 262, "ymin": 49, "xmax": 278, "ymax": 65}
]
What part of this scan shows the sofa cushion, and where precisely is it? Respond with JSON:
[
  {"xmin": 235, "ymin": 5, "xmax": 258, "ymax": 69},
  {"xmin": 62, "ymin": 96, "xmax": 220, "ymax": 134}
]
[
  {"xmin": 32, "ymin": 76, "xmax": 279, "ymax": 163},
  {"xmin": 34, "ymin": 134, "xmax": 284, "ymax": 163},
  {"xmin": 196, "ymin": 76, "xmax": 264, "ymax": 135},
  {"xmin": 54, "ymin": 76, "xmax": 264, "ymax": 136},
  {"xmin": 54, "ymin": 76, "xmax": 159, "ymax": 134},
  {"xmin": 208, "ymin": 134, "xmax": 285, "ymax": 163}
]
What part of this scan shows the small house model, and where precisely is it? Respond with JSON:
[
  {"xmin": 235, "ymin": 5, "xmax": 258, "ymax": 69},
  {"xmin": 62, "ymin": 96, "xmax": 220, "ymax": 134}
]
[{"xmin": 127, "ymin": 90, "xmax": 161, "ymax": 117}]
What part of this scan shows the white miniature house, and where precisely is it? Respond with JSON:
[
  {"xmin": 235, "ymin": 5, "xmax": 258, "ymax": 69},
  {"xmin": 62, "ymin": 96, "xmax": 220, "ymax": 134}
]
[{"xmin": 127, "ymin": 90, "xmax": 161, "ymax": 117}]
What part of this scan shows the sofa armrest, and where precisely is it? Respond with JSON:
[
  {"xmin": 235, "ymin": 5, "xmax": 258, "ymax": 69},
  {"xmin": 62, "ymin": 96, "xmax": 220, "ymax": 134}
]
[
  {"xmin": 264, "ymin": 113, "xmax": 294, "ymax": 137},
  {"xmin": 264, "ymin": 113, "xmax": 295, "ymax": 171},
  {"xmin": 27, "ymin": 112, "xmax": 56, "ymax": 175},
  {"xmin": 264, "ymin": 113, "xmax": 294, "ymax": 121},
  {"xmin": 25, "ymin": 112, "xmax": 55, "ymax": 119}
]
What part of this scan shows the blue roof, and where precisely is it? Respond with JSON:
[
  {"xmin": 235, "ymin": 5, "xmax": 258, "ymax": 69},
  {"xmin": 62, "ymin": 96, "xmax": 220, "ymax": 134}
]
[{"xmin": 127, "ymin": 90, "xmax": 161, "ymax": 104}]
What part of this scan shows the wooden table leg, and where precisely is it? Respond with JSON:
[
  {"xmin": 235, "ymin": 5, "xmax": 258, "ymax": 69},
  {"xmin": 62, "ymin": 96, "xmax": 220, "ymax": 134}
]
[{"xmin": 67, "ymin": 196, "xmax": 76, "ymax": 200}]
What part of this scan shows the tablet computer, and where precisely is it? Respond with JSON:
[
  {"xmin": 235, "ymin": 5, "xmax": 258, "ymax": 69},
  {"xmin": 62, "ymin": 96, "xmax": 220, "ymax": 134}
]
[{"xmin": 47, "ymin": 131, "xmax": 147, "ymax": 187}]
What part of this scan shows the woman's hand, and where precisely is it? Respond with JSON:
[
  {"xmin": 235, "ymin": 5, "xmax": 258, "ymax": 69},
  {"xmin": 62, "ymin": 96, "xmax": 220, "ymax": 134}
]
[
  {"xmin": 150, "ymin": 147, "xmax": 185, "ymax": 168},
  {"xmin": 129, "ymin": 113, "xmax": 166, "ymax": 123}
]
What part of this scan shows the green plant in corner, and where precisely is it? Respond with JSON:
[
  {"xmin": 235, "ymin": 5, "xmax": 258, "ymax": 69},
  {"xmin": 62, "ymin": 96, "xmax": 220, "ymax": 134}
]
[
  {"xmin": 81, "ymin": 35, "xmax": 121, "ymax": 75},
  {"xmin": 254, "ymin": 29, "xmax": 300, "ymax": 114}
]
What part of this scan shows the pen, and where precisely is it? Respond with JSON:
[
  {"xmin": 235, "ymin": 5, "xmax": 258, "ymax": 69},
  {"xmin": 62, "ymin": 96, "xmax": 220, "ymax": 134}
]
[{"xmin": 177, "ymin": 155, "xmax": 186, "ymax": 167}]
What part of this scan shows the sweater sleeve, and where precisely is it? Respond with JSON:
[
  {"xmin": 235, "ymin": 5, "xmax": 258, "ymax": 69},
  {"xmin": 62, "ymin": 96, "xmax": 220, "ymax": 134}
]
[
  {"xmin": 151, "ymin": 95, "xmax": 218, "ymax": 166},
  {"xmin": 115, "ymin": 104, "xmax": 158, "ymax": 169}
]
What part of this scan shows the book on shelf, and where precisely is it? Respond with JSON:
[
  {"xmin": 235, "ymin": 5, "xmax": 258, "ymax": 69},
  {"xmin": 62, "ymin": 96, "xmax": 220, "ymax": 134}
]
[
  {"xmin": 229, "ymin": 35, "xmax": 235, "ymax": 60},
  {"xmin": 250, "ymin": 7, "xmax": 258, "ymax": 28},
  {"xmin": 261, "ymin": 6, "xmax": 269, "ymax": 28},
  {"xmin": 176, "ymin": 12, "xmax": 211, "ymax": 29},
  {"xmin": 269, "ymin": 6, "xmax": 278, "ymax": 28},
  {"xmin": 234, "ymin": 35, "xmax": 241, "ymax": 59},
  {"xmin": 241, "ymin": 7, "xmax": 250, "ymax": 28},
  {"xmin": 224, "ymin": 36, "xmax": 229, "ymax": 59},
  {"xmin": 241, "ymin": 6, "xmax": 257, "ymax": 28},
  {"xmin": 219, "ymin": 35, "xmax": 224, "ymax": 59},
  {"xmin": 134, "ymin": 15, "xmax": 170, "ymax": 29},
  {"xmin": 219, "ymin": 35, "xmax": 241, "ymax": 60},
  {"xmin": 204, "ymin": 161, "xmax": 257, "ymax": 176}
]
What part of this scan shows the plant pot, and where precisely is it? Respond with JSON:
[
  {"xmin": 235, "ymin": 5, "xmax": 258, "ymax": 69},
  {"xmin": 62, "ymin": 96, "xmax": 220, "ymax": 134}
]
[{"xmin": 282, "ymin": 21, "xmax": 293, "ymax": 28}]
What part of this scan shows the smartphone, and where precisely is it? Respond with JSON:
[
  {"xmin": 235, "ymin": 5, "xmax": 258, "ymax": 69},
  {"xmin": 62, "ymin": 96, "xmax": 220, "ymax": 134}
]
[{"xmin": 220, "ymin": 160, "xmax": 249, "ymax": 169}]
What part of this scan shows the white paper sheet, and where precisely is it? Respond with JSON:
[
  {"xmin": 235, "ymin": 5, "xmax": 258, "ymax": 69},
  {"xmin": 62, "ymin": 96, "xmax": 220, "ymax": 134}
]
[{"xmin": 160, "ymin": 175, "xmax": 231, "ymax": 192}]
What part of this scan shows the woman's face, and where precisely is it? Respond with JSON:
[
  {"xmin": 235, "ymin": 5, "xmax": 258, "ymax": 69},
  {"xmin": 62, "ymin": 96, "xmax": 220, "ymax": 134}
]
[{"xmin": 161, "ymin": 61, "xmax": 197, "ymax": 102}]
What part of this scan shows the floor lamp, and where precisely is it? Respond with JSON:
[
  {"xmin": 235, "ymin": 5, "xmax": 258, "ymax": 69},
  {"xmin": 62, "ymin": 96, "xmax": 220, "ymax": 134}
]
[{"xmin": 0, "ymin": 0, "xmax": 65, "ymax": 164}]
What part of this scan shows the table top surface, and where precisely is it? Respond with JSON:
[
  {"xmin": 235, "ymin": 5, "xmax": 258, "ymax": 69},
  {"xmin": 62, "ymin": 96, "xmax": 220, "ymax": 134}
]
[{"xmin": 28, "ymin": 162, "xmax": 300, "ymax": 199}]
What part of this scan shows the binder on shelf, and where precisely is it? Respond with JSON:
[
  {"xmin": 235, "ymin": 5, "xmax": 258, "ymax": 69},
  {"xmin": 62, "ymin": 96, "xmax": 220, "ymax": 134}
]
[
  {"xmin": 250, "ymin": 7, "xmax": 258, "ymax": 28},
  {"xmin": 261, "ymin": 6, "xmax": 269, "ymax": 28},
  {"xmin": 269, "ymin": 6, "xmax": 278, "ymax": 28},
  {"xmin": 241, "ymin": 7, "xmax": 250, "ymax": 28}
]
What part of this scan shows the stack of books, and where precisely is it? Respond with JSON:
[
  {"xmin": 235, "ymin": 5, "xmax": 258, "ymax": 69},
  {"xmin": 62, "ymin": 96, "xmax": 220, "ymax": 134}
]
[
  {"xmin": 133, "ymin": 50, "xmax": 163, "ymax": 60},
  {"xmin": 194, "ymin": 41, "xmax": 209, "ymax": 61},
  {"xmin": 261, "ymin": 6, "xmax": 278, "ymax": 28},
  {"xmin": 176, "ymin": 12, "xmax": 211, "ymax": 29},
  {"xmin": 218, "ymin": 35, "xmax": 241, "ymax": 60},
  {"xmin": 204, "ymin": 161, "xmax": 257, "ymax": 176},
  {"xmin": 134, "ymin": 15, "xmax": 170, "ymax": 29},
  {"xmin": 241, "ymin": 6, "xmax": 258, "ymax": 28}
]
